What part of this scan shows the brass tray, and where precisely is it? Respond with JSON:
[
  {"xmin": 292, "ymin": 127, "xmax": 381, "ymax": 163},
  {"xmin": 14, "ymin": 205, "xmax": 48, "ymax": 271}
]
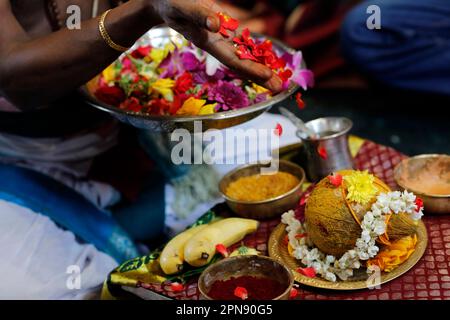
[{"xmin": 268, "ymin": 221, "xmax": 428, "ymax": 290}]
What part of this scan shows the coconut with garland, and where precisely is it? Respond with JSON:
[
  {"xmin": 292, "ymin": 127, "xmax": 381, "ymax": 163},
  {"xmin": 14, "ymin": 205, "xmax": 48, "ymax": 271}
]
[{"xmin": 282, "ymin": 170, "xmax": 424, "ymax": 282}]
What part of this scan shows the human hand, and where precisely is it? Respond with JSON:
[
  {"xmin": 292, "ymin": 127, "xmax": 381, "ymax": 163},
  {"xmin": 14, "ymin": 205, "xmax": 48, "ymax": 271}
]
[{"xmin": 151, "ymin": 0, "xmax": 283, "ymax": 93}]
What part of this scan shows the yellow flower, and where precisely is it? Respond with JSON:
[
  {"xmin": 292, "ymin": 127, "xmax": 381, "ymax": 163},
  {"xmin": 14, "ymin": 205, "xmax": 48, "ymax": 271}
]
[
  {"xmin": 149, "ymin": 78, "xmax": 175, "ymax": 101},
  {"xmin": 148, "ymin": 43, "xmax": 176, "ymax": 66},
  {"xmin": 149, "ymin": 48, "xmax": 169, "ymax": 66},
  {"xmin": 176, "ymin": 97, "xmax": 206, "ymax": 116},
  {"xmin": 198, "ymin": 103, "xmax": 216, "ymax": 115},
  {"xmin": 367, "ymin": 235, "xmax": 417, "ymax": 272},
  {"xmin": 102, "ymin": 63, "xmax": 117, "ymax": 84},
  {"xmin": 252, "ymin": 83, "xmax": 269, "ymax": 94},
  {"xmin": 344, "ymin": 170, "xmax": 378, "ymax": 205}
]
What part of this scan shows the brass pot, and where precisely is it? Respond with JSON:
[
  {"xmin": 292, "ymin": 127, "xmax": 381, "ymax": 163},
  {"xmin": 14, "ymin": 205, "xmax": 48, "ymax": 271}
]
[
  {"xmin": 219, "ymin": 160, "xmax": 306, "ymax": 219},
  {"xmin": 394, "ymin": 154, "xmax": 450, "ymax": 214}
]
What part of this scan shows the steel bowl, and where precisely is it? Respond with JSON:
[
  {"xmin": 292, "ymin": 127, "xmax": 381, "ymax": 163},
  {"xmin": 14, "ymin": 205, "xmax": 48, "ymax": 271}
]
[
  {"xmin": 81, "ymin": 26, "xmax": 300, "ymax": 132},
  {"xmin": 198, "ymin": 255, "xmax": 294, "ymax": 300},
  {"xmin": 219, "ymin": 160, "xmax": 305, "ymax": 219},
  {"xmin": 394, "ymin": 154, "xmax": 450, "ymax": 214}
]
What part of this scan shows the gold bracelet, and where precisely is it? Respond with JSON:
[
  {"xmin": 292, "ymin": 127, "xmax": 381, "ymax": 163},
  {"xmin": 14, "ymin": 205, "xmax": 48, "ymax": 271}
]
[{"xmin": 98, "ymin": 9, "xmax": 130, "ymax": 52}]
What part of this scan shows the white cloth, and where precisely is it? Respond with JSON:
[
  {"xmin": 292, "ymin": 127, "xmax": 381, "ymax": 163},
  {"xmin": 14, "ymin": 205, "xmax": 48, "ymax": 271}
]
[
  {"xmin": 0, "ymin": 122, "xmax": 121, "ymax": 209},
  {"xmin": 0, "ymin": 200, "xmax": 117, "ymax": 300},
  {"xmin": 164, "ymin": 112, "xmax": 300, "ymax": 236}
]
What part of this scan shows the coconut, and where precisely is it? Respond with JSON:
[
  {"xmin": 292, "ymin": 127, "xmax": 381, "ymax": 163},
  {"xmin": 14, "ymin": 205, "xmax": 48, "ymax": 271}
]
[{"xmin": 304, "ymin": 170, "xmax": 417, "ymax": 257}]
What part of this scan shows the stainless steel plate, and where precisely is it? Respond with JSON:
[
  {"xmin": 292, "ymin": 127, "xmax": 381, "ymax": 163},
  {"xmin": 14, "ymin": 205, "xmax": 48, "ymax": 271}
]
[{"xmin": 81, "ymin": 26, "xmax": 299, "ymax": 132}]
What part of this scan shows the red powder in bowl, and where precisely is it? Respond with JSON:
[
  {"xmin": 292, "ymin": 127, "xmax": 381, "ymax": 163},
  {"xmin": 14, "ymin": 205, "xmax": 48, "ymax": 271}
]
[{"xmin": 207, "ymin": 276, "xmax": 287, "ymax": 300}]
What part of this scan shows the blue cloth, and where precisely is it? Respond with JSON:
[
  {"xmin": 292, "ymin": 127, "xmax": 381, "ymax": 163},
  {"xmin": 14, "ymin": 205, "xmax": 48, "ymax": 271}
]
[
  {"xmin": 0, "ymin": 163, "xmax": 139, "ymax": 263},
  {"xmin": 341, "ymin": 0, "xmax": 450, "ymax": 95}
]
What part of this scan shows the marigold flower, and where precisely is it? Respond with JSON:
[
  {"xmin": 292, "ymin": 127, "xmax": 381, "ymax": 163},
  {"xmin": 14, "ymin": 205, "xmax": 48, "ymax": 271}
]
[
  {"xmin": 176, "ymin": 97, "xmax": 206, "ymax": 116},
  {"xmin": 367, "ymin": 235, "xmax": 418, "ymax": 272},
  {"xmin": 344, "ymin": 171, "xmax": 378, "ymax": 205}
]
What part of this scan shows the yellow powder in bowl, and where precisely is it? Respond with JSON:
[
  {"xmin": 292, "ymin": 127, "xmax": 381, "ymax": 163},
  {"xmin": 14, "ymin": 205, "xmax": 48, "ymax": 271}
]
[{"xmin": 225, "ymin": 172, "xmax": 300, "ymax": 202}]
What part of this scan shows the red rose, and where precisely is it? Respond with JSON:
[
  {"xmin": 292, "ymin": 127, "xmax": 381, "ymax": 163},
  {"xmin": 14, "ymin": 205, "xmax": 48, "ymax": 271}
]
[
  {"xmin": 147, "ymin": 98, "xmax": 171, "ymax": 115},
  {"xmin": 95, "ymin": 85, "xmax": 126, "ymax": 106},
  {"xmin": 174, "ymin": 72, "xmax": 193, "ymax": 95},
  {"xmin": 130, "ymin": 45, "xmax": 152, "ymax": 59},
  {"xmin": 119, "ymin": 97, "xmax": 144, "ymax": 113}
]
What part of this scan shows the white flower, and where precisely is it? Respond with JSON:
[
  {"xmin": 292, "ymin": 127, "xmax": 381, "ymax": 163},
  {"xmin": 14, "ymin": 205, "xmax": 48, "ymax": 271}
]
[
  {"xmin": 402, "ymin": 191, "xmax": 416, "ymax": 203},
  {"xmin": 367, "ymin": 245, "xmax": 379, "ymax": 257},
  {"xmin": 364, "ymin": 212, "xmax": 374, "ymax": 225},
  {"xmin": 411, "ymin": 209, "xmax": 424, "ymax": 221},
  {"xmin": 358, "ymin": 251, "xmax": 370, "ymax": 260},
  {"xmin": 373, "ymin": 220, "xmax": 386, "ymax": 235},
  {"xmin": 361, "ymin": 230, "xmax": 371, "ymax": 243}
]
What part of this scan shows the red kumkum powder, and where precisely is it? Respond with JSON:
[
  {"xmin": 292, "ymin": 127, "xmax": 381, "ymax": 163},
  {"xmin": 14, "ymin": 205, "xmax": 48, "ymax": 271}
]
[{"xmin": 208, "ymin": 276, "xmax": 286, "ymax": 300}]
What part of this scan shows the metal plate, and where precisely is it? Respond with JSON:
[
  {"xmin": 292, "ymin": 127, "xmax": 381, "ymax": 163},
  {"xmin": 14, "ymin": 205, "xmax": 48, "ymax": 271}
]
[
  {"xmin": 81, "ymin": 26, "xmax": 299, "ymax": 132},
  {"xmin": 268, "ymin": 221, "xmax": 428, "ymax": 290}
]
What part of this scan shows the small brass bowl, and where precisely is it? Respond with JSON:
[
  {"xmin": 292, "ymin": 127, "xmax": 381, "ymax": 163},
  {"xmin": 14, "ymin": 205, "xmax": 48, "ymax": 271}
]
[
  {"xmin": 198, "ymin": 255, "xmax": 294, "ymax": 300},
  {"xmin": 219, "ymin": 160, "xmax": 305, "ymax": 219},
  {"xmin": 394, "ymin": 154, "xmax": 450, "ymax": 214}
]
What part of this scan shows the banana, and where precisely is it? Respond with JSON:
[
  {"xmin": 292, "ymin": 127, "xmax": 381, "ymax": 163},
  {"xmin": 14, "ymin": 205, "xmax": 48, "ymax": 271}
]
[
  {"xmin": 184, "ymin": 218, "xmax": 259, "ymax": 267},
  {"xmin": 159, "ymin": 224, "xmax": 208, "ymax": 275}
]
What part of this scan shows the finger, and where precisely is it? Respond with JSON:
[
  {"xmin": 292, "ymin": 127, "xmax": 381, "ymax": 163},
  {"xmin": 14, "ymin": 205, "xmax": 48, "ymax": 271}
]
[
  {"xmin": 187, "ymin": 3, "xmax": 220, "ymax": 33},
  {"xmin": 201, "ymin": 36, "xmax": 273, "ymax": 82}
]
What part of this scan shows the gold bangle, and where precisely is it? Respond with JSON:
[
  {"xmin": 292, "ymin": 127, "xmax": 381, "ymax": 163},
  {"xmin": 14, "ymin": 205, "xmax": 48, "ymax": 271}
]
[{"xmin": 98, "ymin": 9, "xmax": 130, "ymax": 52}]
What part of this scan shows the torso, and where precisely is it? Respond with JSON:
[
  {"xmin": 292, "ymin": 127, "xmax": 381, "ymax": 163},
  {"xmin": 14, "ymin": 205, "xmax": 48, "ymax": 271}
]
[
  {"xmin": 10, "ymin": 0, "xmax": 113, "ymax": 36},
  {"xmin": 1, "ymin": 0, "xmax": 122, "ymax": 137}
]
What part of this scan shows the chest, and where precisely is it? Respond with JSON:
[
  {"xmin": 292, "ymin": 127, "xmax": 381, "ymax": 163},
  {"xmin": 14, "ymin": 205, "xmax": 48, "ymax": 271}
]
[{"xmin": 10, "ymin": 0, "xmax": 113, "ymax": 38}]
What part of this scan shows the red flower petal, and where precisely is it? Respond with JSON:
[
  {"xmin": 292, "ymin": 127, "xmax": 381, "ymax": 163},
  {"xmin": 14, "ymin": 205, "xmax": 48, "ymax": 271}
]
[
  {"xmin": 170, "ymin": 282, "xmax": 184, "ymax": 292},
  {"xmin": 234, "ymin": 286, "xmax": 248, "ymax": 300},
  {"xmin": 289, "ymin": 288, "xmax": 298, "ymax": 299},
  {"xmin": 415, "ymin": 197, "xmax": 424, "ymax": 212},
  {"xmin": 217, "ymin": 12, "xmax": 239, "ymax": 38},
  {"xmin": 278, "ymin": 69, "xmax": 293, "ymax": 82},
  {"xmin": 299, "ymin": 192, "xmax": 310, "ymax": 206},
  {"xmin": 296, "ymin": 92, "xmax": 305, "ymax": 110},
  {"xmin": 95, "ymin": 85, "xmax": 126, "ymax": 106},
  {"xmin": 130, "ymin": 45, "xmax": 152, "ymax": 59},
  {"xmin": 283, "ymin": 235, "xmax": 289, "ymax": 246},
  {"xmin": 219, "ymin": 26, "xmax": 230, "ymax": 38},
  {"xmin": 328, "ymin": 173, "xmax": 343, "ymax": 187},
  {"xmin": 296, "ymin": 267, "xmax": 316, "ymax": 278},
  {"xmin": 317, "ymin": 146, "xmax": 328, "ymax": 160},
  {"xmin": 295, "ymin": 233, "xmax": 308, "ymax": 239},
  {"xmin": 215, "ymin": 243, "xmax": 229, "ymax": 258},
  {"xmin": 274, "ymin": 123, "xmax": 283, "ymax": 136},
  {"xmin": 236, "ymin": 45, "xmax": 257, "ymax": 61}
]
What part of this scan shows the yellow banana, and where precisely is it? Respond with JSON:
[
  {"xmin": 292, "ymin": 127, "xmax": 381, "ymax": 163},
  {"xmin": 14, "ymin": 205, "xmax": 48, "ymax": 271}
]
[
  {"xmin": 159, "ymin": 224, "xmax": 208, "ymax": 275},
  {"xmin": 184, "ymin": 218, "xmax": 259, "ymax": 267}
]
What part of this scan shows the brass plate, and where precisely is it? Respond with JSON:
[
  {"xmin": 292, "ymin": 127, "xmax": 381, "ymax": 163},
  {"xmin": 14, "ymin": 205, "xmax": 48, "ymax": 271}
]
[{"xmin": 268, "ymin": 221, "xmax": 428, "ymax": 290}]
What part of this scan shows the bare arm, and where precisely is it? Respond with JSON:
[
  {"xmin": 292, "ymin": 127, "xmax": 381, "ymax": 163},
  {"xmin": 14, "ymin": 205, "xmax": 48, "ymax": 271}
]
[
  {"xmin": 0, "ymin": 0, "xmax": 280, "ymax": 110},
  {"xmin": 0, "ymin": 0, "xmax": 162, "ymax": 109}
]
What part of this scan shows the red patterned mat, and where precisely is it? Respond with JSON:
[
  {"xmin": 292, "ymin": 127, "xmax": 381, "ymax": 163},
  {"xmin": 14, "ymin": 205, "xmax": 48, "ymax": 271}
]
[{"xmin": 139, "ymin": 140, "xmax": 450, "ymax": 300}]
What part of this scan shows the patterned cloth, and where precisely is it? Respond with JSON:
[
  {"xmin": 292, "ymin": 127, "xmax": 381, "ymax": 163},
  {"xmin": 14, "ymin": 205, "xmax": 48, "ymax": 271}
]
[{"xmin": 101, "ymin": 138, "xmax": 450, "ymax": 300}]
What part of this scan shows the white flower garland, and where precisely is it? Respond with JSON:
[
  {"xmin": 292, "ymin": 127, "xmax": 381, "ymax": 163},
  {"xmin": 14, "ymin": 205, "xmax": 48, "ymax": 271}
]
[{"xmin": 282, "ymin": 190, "xmax": 423, "ymax": 282}]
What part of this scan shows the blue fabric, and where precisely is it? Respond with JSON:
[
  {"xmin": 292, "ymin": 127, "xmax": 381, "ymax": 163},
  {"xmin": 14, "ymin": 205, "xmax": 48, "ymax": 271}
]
[
  {"xmin": 113, "ymin": 168, "xmax": 166, "ymax": 241},
  {"xmin": 341, "ymin": 0, "xmax": 450, "ymax": 95},
  {"xmin": 0, "ymin": 163, "xmax": 139, "ymax": 263}
]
